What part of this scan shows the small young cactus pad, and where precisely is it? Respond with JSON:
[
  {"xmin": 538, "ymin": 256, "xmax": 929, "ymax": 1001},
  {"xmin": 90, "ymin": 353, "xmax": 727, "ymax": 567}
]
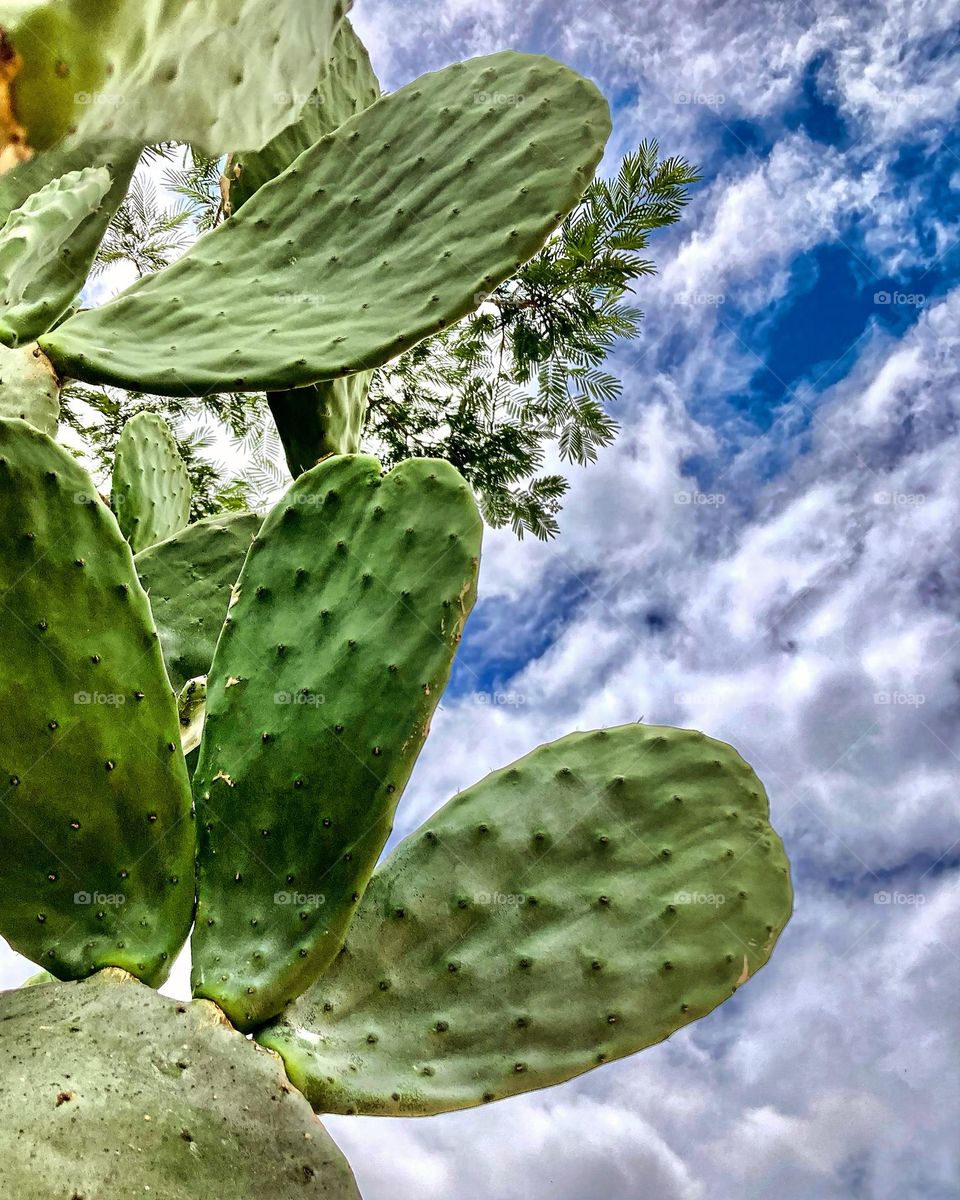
[
  {"xmin": 0, "ymin": 419, "xmax": 194, "ymax": 984},
  {"xmin": 192, "ymin": 454, "xmax": 482, "ymax": 1029},
  {"xmin": 134, "ymin": 510, "xmax": 262, "ymax": 692},
  {"xmin": 0, "ymin": 970, "xmax": 361, "ymax": 1199},
  {"xmin": 257, "ymin": 724, "xmax": 792, "ymax": 1115},
  {"xmin": 0, "ymin": 138, "xmax": 140, "ymax": 344},
  {"xmin": 39, "ymin": 53, "xmax": 612, "ymax": 395},
  {"xmin": 0, "ymin": 165, "xmax": 110, "ymax": 344},
  {"xmin": 110, "ymin": 411, "xmax": 192, "ymax": 553}
]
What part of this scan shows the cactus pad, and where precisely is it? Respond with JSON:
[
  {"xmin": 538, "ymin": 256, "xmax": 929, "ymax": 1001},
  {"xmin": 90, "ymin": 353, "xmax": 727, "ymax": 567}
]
[
  {"xmin": 40, "ymin": 53, "xmax": 612, "ymax": 395},
  {"xmin": 1, "ymin": 0, "xmax": 348, "ymax": 157},
  {"xmin": 231, "ymin": 16, "xmax": 381, "ymax": 212},
  {"xmin": 258, "ymin": 724, "xmax": 792, "ymax": 1115},
  {"xmin": 0, "ymin": 419, "xmax": 195, "ymax": 984},
  {"xmin": 111, "ymin": 411, "xmax": 192, "ymax": 553},
  {"xmin": 192, "ymin": 454, "xmax": 482, "ymax": 1029},
  {"xmin": 134, "ymin": 511, "xmax": 262, "ymax": 692},
  {"xmin": 0, "ymin": 138, "xmax": 139, "ymax": 343},
  {"xmin": 0, "ymin": 341, "xmax": 58, "ymax": 433},
  {"xmin": 0, "ymin": 970, "xmax": 361, "ymax": 1199},
  {"xmin": 269, "ymin": 372, "xmax": 372, "ymax": 477},
  {"xmin": 0, "ymin": 165, "xmax": 109, "ymax": 344}
]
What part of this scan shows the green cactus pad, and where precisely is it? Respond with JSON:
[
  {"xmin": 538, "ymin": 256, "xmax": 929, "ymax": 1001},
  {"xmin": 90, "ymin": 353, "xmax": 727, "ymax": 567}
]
[
  {"xmin": 269, "ymin": 372, "xmax": 372, "ymax": 477},
  {"xmin": 40, "ymin": 53, "xmax": 612, "ymax": 396},
  {"xmin": 2, "ymin": 0, "xmax": 348, "ymax": 157},
  {"xmin": 110, "ymin": 411, "xmax": 192, "ymax": 554},
  {"xmin": 192, "ymin": 454, "xmax": 482, "ymax": 1030},
  {"xmin": 258, "ymin": 724, "xmax": 793, "ymax": 1115},
  {"xmin": 0, "ymin": 341, "xmax": 59, "ymax": 433},
  {"xmin": 0, "ymin": 970, "xmax": 361, "ymax": 1199},
  {"xmin": 134, "ymin": 511, "xmax": 262, "ymax": 692},
  {"xmin": 0, "ymin": 419, "xmax": 194, "ymax": 984},
  {"xmin": 0, "ymin": 165, "xmax": 109, "ymax": 342},
  {"xmin": 0, "ymin": 138, "xmax": 139, "ymax": 344},
  {"xmin": 231, "ymin": 16, "xmax": 381, "ymax": 212}
]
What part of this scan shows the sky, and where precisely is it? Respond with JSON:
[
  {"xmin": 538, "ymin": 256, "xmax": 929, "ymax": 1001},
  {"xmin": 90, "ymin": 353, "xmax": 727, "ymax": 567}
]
[{"xmin": 3, "ymin": 1, "xmax": 959, "ymax": 1197}]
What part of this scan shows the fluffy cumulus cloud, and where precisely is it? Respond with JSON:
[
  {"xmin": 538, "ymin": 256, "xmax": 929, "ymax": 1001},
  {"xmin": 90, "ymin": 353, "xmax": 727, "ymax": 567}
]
[{"xmin": 3, "ymin": 0, "xmax": 959, "ymax": 1195}]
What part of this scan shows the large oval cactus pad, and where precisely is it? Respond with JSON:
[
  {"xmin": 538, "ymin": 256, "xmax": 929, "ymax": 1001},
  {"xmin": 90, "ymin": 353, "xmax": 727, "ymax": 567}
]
[
  {"xmin": 111, "ymin": 411, "xmax": 192, "ymax": 553},
  {"xmin": 134, "ymin": 510, "xmax": 262, "ymax": 692},
  {"xmin": 258, "ymin": 724, "xmax": 792, "ymax": 1115},
  {"xmin": 41, "ymin": 53, "xmax": 612, "ymax": 395},
  {"xmin": 0, "ymin": 970, "xmax": 360, "ymax": 1200},
  {"xmin": 0, "ymin": 419, "xmax": 194, "ymax": 984},
  {"xmin": 1, "ymin": 0, "xmax": 348, "ymax": 156},
  {"xmin": 192, "ymin": 455, "xmax": 482, "ymax": 1029}
]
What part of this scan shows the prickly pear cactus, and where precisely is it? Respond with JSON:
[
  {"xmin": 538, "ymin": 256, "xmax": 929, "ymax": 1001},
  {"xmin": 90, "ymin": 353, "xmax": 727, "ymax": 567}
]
[
  {"xmin": 0, "ymin": 138, "xmax": 139, "ymax": 343},
  {"xmin": 0, "ymin": 14, "xmax": 794, "ymax": 1199},
  {"xmin": 0, "ymin": 419, "xmax": 194, "ymax": 984},
  {"xmin": 39, "ymin": 53, "xmax": 612, "ymax": 394},
  {"xmin": 258, "ymin": 725, "xmax": 791, "ymax": 1114},
  {"xmin": 110, "ymin": 411, "xmax": 192, "ymax": 553},
  {"xmin": 230, "ymin": 16, "xmax": 381, "ymax": 212},
  {"xmin": 0, "ymin": 165, "xmax": 108, "ymax": 335},
  {"xmin": 192, "ymin": 454, "xmax": 482, "ymax": 1029}
]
